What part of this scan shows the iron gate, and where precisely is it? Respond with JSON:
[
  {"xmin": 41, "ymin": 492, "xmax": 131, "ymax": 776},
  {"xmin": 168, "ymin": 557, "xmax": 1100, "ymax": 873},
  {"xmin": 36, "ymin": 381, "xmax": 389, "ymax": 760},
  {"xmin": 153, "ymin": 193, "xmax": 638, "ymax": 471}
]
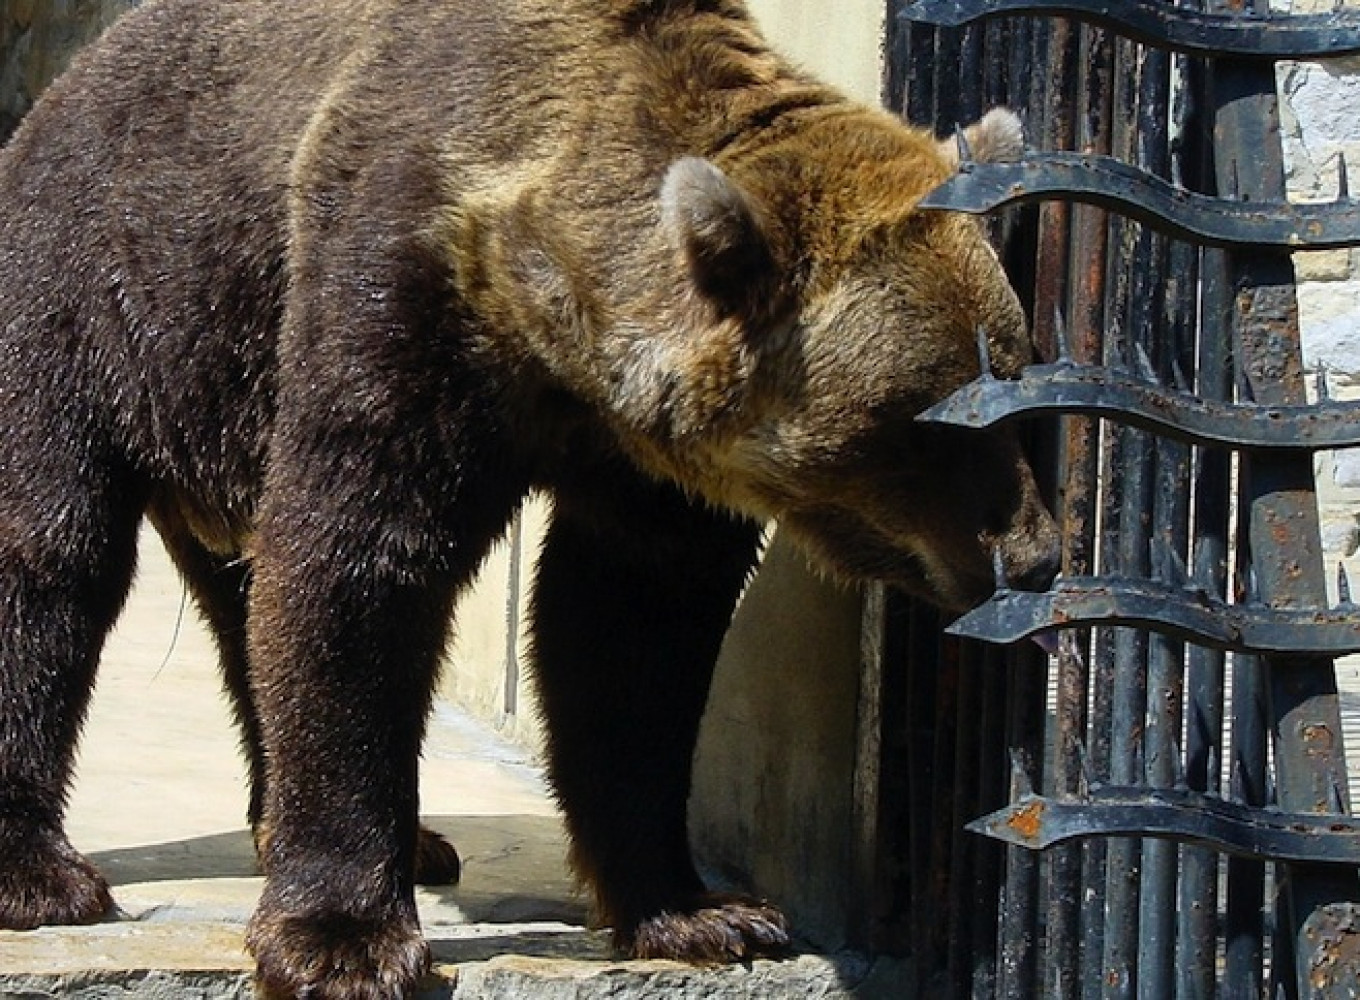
[{"xmin": 869, "ymin": 0, "xmax": 1360, "ymax": 996}]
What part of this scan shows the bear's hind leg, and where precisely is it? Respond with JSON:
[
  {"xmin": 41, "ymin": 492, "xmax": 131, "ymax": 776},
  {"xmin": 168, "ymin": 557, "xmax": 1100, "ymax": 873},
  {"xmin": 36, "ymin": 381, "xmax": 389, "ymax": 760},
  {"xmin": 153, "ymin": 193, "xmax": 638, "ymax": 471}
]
[
  {"xmin": 532, "ymin": 464, "xmax": 787, "ymax": 961},
  {"xmin": 0, "ymin": 466, "xmax": 143, "ymax": 930}
]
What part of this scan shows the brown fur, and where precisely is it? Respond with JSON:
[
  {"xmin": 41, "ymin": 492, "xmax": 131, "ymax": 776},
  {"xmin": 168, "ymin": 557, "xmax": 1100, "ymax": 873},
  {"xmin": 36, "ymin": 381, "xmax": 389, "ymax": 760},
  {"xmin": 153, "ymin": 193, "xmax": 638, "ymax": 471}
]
[{"xmin": 0, "ymin": 1, "xmax": 1058, "ymax": 996}]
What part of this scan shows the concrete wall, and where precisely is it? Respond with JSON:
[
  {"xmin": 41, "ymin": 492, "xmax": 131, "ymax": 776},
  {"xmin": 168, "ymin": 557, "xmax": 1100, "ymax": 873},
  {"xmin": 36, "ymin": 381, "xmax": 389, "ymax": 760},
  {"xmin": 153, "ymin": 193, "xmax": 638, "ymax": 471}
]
[
  {"xmin": 688, "ymin": 1, "xmax": 885, "ymax": 953},
  {"xmin": 443, "ymin": 499, "xmax": 547, "ymax": 753},
  {"xmin": 745, "ymin": 0, "xmax": 885, "ymax": 104}
]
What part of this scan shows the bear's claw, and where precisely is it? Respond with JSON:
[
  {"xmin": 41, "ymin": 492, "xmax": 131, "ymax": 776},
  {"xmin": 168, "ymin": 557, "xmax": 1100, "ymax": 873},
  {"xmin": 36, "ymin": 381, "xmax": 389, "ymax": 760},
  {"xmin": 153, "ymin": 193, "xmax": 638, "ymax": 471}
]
[
  {"xmin": 0, "ymin": 829, "xmax": 113, "ymax": 930},
  {"xmin": 414, "ymin": 826, "xmax": 461, "ymax": 886},
  {"xmin": 247, "ymin": 910, "xmax": 431, "ymax": 1000},
  {"xmin": 625, "ymin": 893, "xmax": 791, "ymax": 963}
]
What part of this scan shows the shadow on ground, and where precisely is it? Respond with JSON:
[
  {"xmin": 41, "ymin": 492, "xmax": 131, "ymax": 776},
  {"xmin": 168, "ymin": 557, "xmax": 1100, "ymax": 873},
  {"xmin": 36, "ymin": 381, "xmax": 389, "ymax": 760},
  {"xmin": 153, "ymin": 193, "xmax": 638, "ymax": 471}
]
[{"xmin": 89, "ymin": 813, "xmax": 587, "ymax": 930}]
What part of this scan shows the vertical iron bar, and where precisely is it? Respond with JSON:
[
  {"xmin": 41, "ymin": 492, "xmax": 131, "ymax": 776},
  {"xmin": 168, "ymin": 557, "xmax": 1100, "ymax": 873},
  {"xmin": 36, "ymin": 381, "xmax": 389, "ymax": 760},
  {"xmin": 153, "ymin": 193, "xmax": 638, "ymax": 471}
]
[
  {"xmin": 1101, "ymin": 34, "xmax": 1150, "ymax": 1000},
  {"xmin": 913, "ymin": 601, "xmax": 946, "ymax": 979},
  {"xmin": 1029, "ymin": 16, "xmax": 1084, "ymax": 1000},
  {"xmin": 1210, "ymin": 28, "xmax": 1360, "ymax": 997},
  {"xmin": 947, "ymin": 642, "xmax": 983, "ymax": 997},
  {"xmin": 998, "ymin": 652, "xmax": 1045, "ymax": 1000},
  {"xmin": 1175, "ymin": 13, "xmax": 1230, "ymax": 995},
  {"xmin": 925, "ymin": 630, "xmax": 959, "ymax": 988},
  {"xmin": 905, "ymin": 22, "xmax": 936, "ymax": 128},
  {"xmin": 853, "ymin": 585, "xmax": 888, "ymax": 954},
  {"xmin": 1070, "ymin": 22, "xmax": 1117, "ymax": 1000},
  {"xmin": 972, "ymin": 644, "xmax": 1007, "ymax": 998},
  {"xmin": 907, "ymin": 602, "xmax": 944, "ymax": 973},
  {"xmin": 1131, "ymin": 29, "xmax": 1181, "ymax": 999},
  {"xmin": 1227, "ymin": 392, "xmax": 1270, "ymax": 995}
]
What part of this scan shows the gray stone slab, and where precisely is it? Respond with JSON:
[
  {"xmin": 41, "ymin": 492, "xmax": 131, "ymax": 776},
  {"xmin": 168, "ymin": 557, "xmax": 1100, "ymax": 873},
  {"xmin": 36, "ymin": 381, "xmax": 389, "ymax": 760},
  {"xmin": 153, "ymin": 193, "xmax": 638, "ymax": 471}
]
[{"xmin": 0, "ymin": 922, "xmax": 911, "ymax": 1000}]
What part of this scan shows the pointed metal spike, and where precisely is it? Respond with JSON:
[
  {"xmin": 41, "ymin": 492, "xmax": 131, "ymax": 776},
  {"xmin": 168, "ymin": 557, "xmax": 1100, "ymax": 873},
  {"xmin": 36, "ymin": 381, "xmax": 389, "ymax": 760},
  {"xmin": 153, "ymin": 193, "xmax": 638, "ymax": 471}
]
[
  {"xmin": 1171, "ymin": 356, "xmax": 1191, "ymax": 394},
  {"xmin": 977, "ymin": 325, "xmax": 994, "ymax": 380},
  {"xmin": 1338, "ymin": 561, "xmax": 1352, "ymax": 606},
  {"xmin": 993, "ymin": 548, "xmax": 1009, "ymax": 591},
  {"xmin": 1009, "ymin": 749, "xmax": 1035, "ymax": 797},
  {"xmin": 1227, "ymin": 159, "xmax": 1243, "ymax": 200},
  {"xmin": 1316, "ymin": 363, "xmax": 1332, "ymax": 402},
  {"xmin": 1151, "ymin": 534, "xmax": 1171, "ymax": 581},
  {"xmin": 1052, "ymin": 306, "xmax": 1072, "ymax": 364},
  {"xmin": 1134, "ymin": 342, "xmax": 1158, "ymax": 383},
  {"xmin": 954, "ymin": 123, "xmax": 973, "ymax": 166},
  {"xmin": 1076, "ymin": 740, "xmax": 1097, "ymax": 797},
  {"xmin": 1161, "ymin": 538, "xmax": 1191, "ymax": 588},
  {"xmin": 1236, "ymin": 364, "xmax": 1257, "ymax": 405},
  {"xmin": 1338, "ymin": 151, "xmax": 1351, "ymax": 202},
  {"xmin": 1328, "ymin": 776, "xmax": 1347, "ymax": 814}
]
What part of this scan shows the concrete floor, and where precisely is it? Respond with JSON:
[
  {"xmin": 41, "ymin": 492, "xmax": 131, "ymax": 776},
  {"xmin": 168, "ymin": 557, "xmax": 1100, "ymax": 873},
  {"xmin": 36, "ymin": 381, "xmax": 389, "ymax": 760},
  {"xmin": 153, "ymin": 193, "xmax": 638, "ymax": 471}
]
[{"xmin": 0, "ymin": 529, "xmax": 897, "ymax": 999}]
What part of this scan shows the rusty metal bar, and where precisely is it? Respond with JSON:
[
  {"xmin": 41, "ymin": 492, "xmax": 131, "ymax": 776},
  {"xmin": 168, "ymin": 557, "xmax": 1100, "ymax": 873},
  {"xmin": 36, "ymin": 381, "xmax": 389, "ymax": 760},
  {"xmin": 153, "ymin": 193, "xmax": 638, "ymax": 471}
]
[
  {"xmin": 946, "ymin": 577, "xmax": 1360, "ymax": 656},
  {"xmin": 919, "ymin": 153, "xmax": 1360, "ymax": 250},
  {"xmin": 971, "ymin": 788, "xmax": 1360, "ymax": 862},
  {"xmin": 897, "ymin": 0, "xmax": 1360, "ymax": 58},
  {"xmin": 917, "ymin": 362, "xmax": 1360, "ymax": 450},
  {"xmin": 1210, "ymin": 29, "xmax": 1360, "ymax": 998},
  {"xmin": 1068, "ymin": 25, "xmax": 1116, "ymax": 1000},
  {"xmin": 1134, "ymin": 53, "xmax": 1180, "ymax": 1000},
  {"xmin": 1178, "ymin": 240, "xmax": 1232, "ymax": 1000},
  {"xmin": 904, "ymin": 598, "xmax": 944, "ymax": 968},
  {"xmin": 1097, "ymin": 39, "xmax": 1149, "ymax": 1000},
  {"xmin": 1028, "ymin": 17, "xmax": 1083, "ymax": 999},
  {"xmin": 971, "ymin": 643, "xmax": 1008, "ymax": 996}
]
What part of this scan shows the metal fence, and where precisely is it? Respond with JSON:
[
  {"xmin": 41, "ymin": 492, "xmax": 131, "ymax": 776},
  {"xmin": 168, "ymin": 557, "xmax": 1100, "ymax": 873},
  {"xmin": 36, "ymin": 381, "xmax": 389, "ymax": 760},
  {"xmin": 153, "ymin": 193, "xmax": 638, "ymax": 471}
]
[{"xmin": 868, "ymin": 1, "xmax": 1360, "ymax": 996}]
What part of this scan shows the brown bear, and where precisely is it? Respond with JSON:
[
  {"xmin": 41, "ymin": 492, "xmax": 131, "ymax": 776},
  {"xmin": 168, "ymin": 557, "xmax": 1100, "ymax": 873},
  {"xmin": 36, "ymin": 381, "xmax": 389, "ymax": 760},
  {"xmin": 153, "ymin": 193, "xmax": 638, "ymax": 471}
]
[{"xmin": 0, "ymin": 0, "xmax": 1060, "ymax": 996}]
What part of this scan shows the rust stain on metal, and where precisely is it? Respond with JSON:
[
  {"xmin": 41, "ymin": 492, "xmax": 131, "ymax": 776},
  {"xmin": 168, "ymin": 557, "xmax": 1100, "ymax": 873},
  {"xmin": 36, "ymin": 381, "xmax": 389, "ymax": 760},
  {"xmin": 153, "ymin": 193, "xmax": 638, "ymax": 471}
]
[
  {"xmin": 1308, "ymin": 928, "xmax": 1360, "ymax": 990},
  {"xmin": 1008, "ymin": 800, "xmax": 1046, "ymax": 841},
  {"xmin": 1301, "ymin": 722, "xmax": 1336, "ymax": 756}
]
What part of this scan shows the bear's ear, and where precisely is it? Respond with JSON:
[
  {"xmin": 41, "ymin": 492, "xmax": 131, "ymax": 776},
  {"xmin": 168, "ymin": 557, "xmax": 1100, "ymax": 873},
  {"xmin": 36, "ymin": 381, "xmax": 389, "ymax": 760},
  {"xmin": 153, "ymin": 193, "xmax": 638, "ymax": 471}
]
[
  {"xmin": 661, "ymin": 157, "xmax": 777, "ymax": 316},
  {"xmin": 937, "ymin": 107, "xmax": 1025, "ymax": 168}
]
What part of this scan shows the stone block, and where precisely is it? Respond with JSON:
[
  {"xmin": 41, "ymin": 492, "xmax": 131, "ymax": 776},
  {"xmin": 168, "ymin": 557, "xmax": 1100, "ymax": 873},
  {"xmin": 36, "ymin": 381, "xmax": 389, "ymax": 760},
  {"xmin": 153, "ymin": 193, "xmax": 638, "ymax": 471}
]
[
  {"xmin": 1333, "ymin": 449, "xmax": 1360, "ymax": 490},
  {"xmin": 1320, "ymin": 512, "xmax": 1360, "ymax": 557},
  {"xmin": 1298, "ymin": 281, "xmax": 1360, "ymax": 379},
  {"xmin": 1295, "ymin": 248, "xmax": 1356, "ymax": 282}
]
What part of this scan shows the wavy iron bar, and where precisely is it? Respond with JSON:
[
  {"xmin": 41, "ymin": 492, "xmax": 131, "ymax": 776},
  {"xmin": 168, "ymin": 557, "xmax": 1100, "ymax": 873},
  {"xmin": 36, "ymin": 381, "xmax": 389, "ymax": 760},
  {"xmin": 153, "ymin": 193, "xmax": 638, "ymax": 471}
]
[
  {"xmin": 947, "ymin": 577, "xmax": 1360, "ymax": 656},
  {"xmin": 969, "ymin": 787, "xmax": 1360, "ymax": 864},
  {"xmin": 918, "ymin": 154, "xmax": 1360, "ymax": 251},
  {"xmin": 917, "ymin": 360, "xmax": 1360, "ymax": 450},
  {"xmin": 898, "ymin": 0, "xmax": 1360, "ymax": 59}
]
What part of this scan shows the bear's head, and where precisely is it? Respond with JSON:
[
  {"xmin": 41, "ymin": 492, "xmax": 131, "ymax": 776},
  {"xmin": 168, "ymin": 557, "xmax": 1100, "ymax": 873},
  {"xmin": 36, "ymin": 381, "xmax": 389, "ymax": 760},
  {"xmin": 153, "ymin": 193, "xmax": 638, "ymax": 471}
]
[{"xmin": 631, "ymin": 108, "xmax": 1060, "ymax": 611}]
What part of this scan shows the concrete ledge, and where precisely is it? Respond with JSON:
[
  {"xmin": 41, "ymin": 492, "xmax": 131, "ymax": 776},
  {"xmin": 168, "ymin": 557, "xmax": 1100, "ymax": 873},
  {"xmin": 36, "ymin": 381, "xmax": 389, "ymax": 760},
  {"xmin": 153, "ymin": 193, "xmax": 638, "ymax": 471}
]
[{"xmin": 0, "ymin": 923, "xmax": 911, "ymax": 999}]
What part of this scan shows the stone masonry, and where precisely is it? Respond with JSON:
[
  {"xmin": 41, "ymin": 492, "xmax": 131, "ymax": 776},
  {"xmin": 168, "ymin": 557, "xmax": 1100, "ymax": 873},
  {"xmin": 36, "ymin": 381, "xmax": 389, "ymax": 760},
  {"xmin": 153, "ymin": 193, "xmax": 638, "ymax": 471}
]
[{"xmin": 1278, "ymin": 0, "xmax": 1360, "ymax": 796}]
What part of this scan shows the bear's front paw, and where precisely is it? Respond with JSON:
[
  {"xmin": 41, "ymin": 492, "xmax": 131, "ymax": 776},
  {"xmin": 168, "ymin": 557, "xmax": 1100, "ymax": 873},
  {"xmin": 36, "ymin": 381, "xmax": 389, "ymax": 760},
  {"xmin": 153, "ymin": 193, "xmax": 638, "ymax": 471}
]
[
  {"xmin": 414, "ymin": 826, "xmax": 460, "ymax": 886},
  {"xmin": 246, "ymin": 909, "xmax": 431, "ymax": 1000},
  {"xmin": 0, "ymin": 829, "xmax": 113, "ymax": 930},
  {"xmin": 624, "ymin": 892, "xmax": 790, "ymax": 963}
]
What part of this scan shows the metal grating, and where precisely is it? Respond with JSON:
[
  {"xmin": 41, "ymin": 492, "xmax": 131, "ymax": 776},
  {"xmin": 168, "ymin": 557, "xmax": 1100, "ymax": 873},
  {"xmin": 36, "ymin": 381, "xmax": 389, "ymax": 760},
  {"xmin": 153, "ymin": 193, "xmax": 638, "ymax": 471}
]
[{"xmin": 872, "ymin": 1, "xmax": 1360, "ymax": 995}]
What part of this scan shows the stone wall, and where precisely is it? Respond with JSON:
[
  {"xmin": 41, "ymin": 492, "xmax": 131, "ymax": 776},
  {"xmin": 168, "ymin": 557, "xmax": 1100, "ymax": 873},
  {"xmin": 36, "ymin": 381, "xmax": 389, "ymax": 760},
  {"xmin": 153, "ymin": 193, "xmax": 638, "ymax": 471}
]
[{"xmin": 1278, "ymin": 0, "xmax": 1360, "ymax": 773}]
